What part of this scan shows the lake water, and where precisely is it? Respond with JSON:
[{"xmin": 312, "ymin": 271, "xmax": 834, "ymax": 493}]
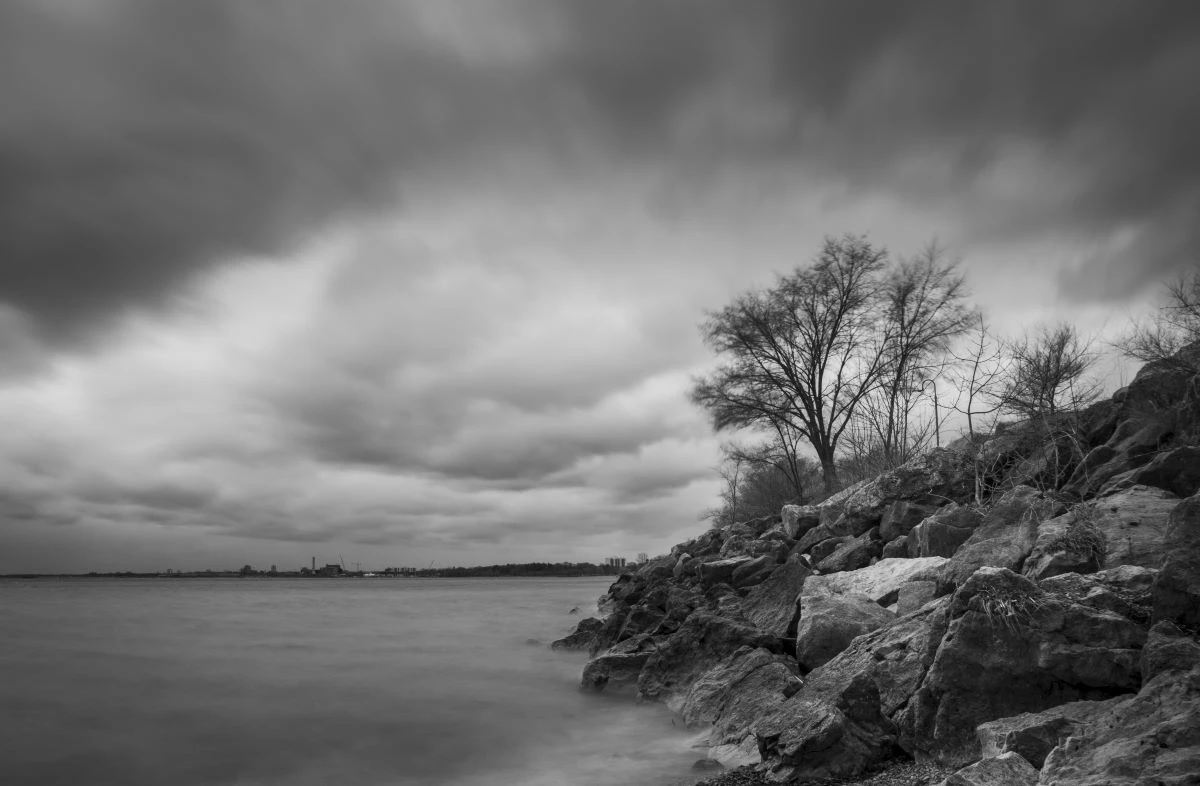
[{"xmin": 1, "ymin": 577, "xmax": 710, "ymax": 786}]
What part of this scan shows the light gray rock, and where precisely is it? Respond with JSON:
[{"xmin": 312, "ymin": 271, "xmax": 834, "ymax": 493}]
[
  {"xmin": 940, "ymin": 751, "xmax": 1037, "ymax": 786},
  {"xmin": 805, "ymin": 557, "xmax": 948, "ymax": 605},
  {"xmin": 782, "ymin": 504, "xmax": 821, "ymax": 539}
]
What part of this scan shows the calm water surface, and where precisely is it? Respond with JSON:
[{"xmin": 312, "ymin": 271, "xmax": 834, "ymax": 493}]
[{"xmin": 1, "ymin": 577, "xmax": 708, "ymax": 786}]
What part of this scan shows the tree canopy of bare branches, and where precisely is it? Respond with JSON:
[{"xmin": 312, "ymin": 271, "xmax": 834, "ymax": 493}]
[
  {"xmin": 1116, "ymin": 270, "xmax": 1200, "ymax": 369},
  {"xmin": 1001, "ymin": 323, "xmax": 1099, "ymax": 419},
  {"xmin": 691, "ymin": 235, "xmax": 889, "ymax": 493}
]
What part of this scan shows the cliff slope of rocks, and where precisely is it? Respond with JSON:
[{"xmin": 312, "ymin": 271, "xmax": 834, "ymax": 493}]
[{"xmin": 555, "ymin": 345, "xmax": 1200, "ymax": 785}]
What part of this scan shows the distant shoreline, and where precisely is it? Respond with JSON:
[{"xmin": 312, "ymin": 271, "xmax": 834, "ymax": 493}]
[{"xmin": 0, "ymin": 572, "xmax": 619, "ymax": 580}]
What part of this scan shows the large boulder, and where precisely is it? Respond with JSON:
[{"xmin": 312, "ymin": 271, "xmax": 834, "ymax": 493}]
[
  {"xmin": 1022, "ymin": 486, "xmax": 1177, "ymax": 583},
  {"xmin": 730, "ymin": 555, "xmax": 775, "ymax": 588},
  {"xmin": 815, "ymin": 531, "xmax": 880, "ymax": 573},
  {"xmin": 1099, "ymin": 445, "xmax": 1200, "ymax": 499},
  {"xmin": 1038, "ymin": 666, "xmax": 1200, "ymax": 786},
  {"xmin": 741, "ymin": 556, "xmax": 811, "ymax": 639},
  {"xmin": 1141, "ymin": 620, "xmax": 1200, "ymax": 682},
  {"xmin": 940, "ymin": 752, "xmax": 1038, "ymax": 786},
  {"xmin": 756, "ymin": 598, "xmax": 952, "ymax": 782},
  {"xmin": 1021, "ymin": 509, "xmax": 1107, "ymax": 582},
  {"xmin": 551, "ymin": 617, "xmax": 603, "ymax": 651},
  {"xmin": 636, "ymin": 612, "xmax": 780, "ymax": 703},
  {"xmin": 1038, "ymin": 568, "xmax": 1154, "ymax": 626},
  {"xmin": 678, "ymin": 646, "xmax": 795, "ymax": 727},
  {"xmin": 939, "ymin": 486, "xmax": 1069, "ymax": 593},
  {"xmin": 907, "ymin": 503, "xmax": 984, "ymax": 558},
  {"xmin": 679, "ymin": 647, "xmax": 802, "ymax": 763},
  {"xmin": 975, "ymin": 697, "xmax": 1125, "ymax": 769},
  {"xmin": 880, "ymin": 500, "xmax": 940, "ymax": 543},
  {"xmin": 805, "ymin": 556, "xmax": 947, "ymax": 606},
  {"xmin": 818, "ymin": 449, "xmax": 974, "ymax": 538},
  {"xmin": 904, "ymin": 567, "xmax": 1147, "ymax": 766},
  {"xmin": 698, "ymin": 556, "xmax": 756, "ymax": 587},
  {"xmin": 1152, "ymin": 492, "xmax": 1200, "ymax": 631},
  {"xmin": 795, "ymin": 592, "xmax": 895, "ymax": 671},
  {"xmin": 581, "ymin": 635, "xmax": 657, "ymax": 693}
]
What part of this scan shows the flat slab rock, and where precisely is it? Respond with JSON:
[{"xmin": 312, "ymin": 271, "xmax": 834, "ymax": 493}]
[{"xmin": 805, "ymin": 557, "xmax": 947, "ymax": 605}]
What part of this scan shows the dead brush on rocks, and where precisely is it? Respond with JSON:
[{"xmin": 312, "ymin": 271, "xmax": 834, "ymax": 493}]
[
  {"xmin": 1044, "ymin": 505, "xmax": 1108, "ymax": 568},
  {"xmin": 972, "ymin": 580, "xmax": 1048, "ymax": 633}
]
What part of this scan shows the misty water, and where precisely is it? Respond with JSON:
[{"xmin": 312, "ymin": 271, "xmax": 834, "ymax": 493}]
[{"xmin": 2, "ymin": 576, "xmax": 711, "ymax": 786}]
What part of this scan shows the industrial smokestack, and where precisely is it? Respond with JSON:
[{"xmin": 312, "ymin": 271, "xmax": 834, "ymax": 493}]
[{"xmin": 311, "ymin": 556, "xmax": 316, "ymax": 571}]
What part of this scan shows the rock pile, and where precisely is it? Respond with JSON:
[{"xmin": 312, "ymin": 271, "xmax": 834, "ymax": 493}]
[{"xmin": 554, "ymin": 342, "xmax": 1200, "ymax": 785}]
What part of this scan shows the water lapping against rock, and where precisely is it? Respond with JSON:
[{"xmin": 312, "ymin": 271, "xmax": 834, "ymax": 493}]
[{"xmin": 561, "ymin": 343, "xmax": 1200, "ymax": 785}]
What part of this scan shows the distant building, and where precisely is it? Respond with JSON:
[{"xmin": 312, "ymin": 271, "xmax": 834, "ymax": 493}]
[
  {"xmin": 317, "ymin": 564, "xmax": 344, "ymax": 577},
  {"xmin": 605, "ymin": 557, "xmax": 627, "ymax": 568},
  {"xmin": 637, "ymin": 552, "xmax": 649, "ymax": 564}
]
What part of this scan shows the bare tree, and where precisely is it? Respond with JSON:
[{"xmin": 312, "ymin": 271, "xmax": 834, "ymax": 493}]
[
  {"xmin": 1001, "ymin": 323, "xmax": 1099, "ymax": 419},
  {"xmin": 691, "ymin": 235, "xmax": 889, "ymax": 493},
  {"xmin": 1116, "ymin": 270, "xmax": 1200, "ymax": 369},
  {"xmin": 868, "ymin": 242, "xmax": 973, "ymax": 463},
  {"xmin": 948, "ymin": 313, "xmax": 1008, "ymax": 439}
]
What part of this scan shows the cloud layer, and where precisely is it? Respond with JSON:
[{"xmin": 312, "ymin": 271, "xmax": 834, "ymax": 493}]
[{"xmin": 1, "ymin": 1, "xmax": 1197, "ymax": 571}]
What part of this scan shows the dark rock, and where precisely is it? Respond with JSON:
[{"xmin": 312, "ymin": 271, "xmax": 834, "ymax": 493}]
[
  {"xmin": 756, "ymin": 599, "xmax": 952, "ymax": 782},
  {"xmin": 698, "ymin": 557, "xmax": 756, "ymax": 587},
  {"xmin": 976, "ymin": 697, "xmax": 1125, "ymax": 769},
  {"xmin": 1099, "ymin": 445, "xmax": 1200, "ymax": 499},
  {"xmin": 816, "ymin": 531, "xmax": 881, "ymax": 574},
  {"xmin": 1039, "ymin": 666, "xmax": 1200, "ymax": 786},
  {"xmin": 939, "ymin": 486, "xmax": 1069, "ymax": 594},
  {"xmin": 1152, "ymin": 492, "xmax": 1200, "ymax": 631},
  {"xmin": 551, "ymin": 616, "xmax": 604, "ymax": 651},
  {"xmin": 879, "ymin": 500, "xmax": 939, "ymax": 543},
  {"xmin": 617, "ymin": 605, "xmax": 666, "ymax": 641},
  {"xmin": 637, "ymin": 612, "xmax": 780, "ymax": 702},
  {"xmin": 692, "ymin": 759, "xmax": 723, "ymax": 772},
  {"xmin": 796, "ymin": 591, "xmax": 895, "ymax": 671},
  {"xmin": 741, "ymin": 556, "xmax": 811, "ymax": 639},
  {"xmin": 1142, "ymin": 620, "xmax": 1200, "ymax": 682},
  {"xmin": 581, "ymin": 650, "xmax": 652, "ymax": 693},
  {"xmin": 906, "ymin": 503, "xmax": 984, "ymax": 559},
  {"xmin": 797, "ymin": 522, "xmax": 845, "ymax": 553},
  {"xmin": 940, "ymin": 752, "xmax": 1038, "ymax": 786},
  {"xmin": 809, "ymin": 535, "xmax": 852, "ymax": 564},
  {"xmin": 730, "ymin": 555, "xmax": 775, "ymax": 588},
  {"xmin": 881, "ymin": 537, "xmax": 910, "ymax": 559},
  {"xmin": 906, "ymin": 567, "xmax": 1146, "ymax": 766},
  {"xmin": 679, "ymin": 647, "xmax": 786, "ymax": 726}
]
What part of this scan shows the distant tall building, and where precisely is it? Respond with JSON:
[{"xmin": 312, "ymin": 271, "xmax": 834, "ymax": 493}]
[
  {"xmin": 637, "ymin": 552, "xmax": 649, "ymax": 564},
  {"xmin": 605, "ymin": 556, "xmax": 627, "ymax": 568}
]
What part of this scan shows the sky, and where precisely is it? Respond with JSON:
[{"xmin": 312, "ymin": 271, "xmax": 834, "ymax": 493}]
[{"xmin": 1, "ymin": 0, "xmax": 1198, "ymax": 573}]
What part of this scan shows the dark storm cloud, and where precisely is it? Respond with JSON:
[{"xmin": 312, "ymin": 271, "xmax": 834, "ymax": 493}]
[
  {"xmin": 4, "ymin": 0, "xmax": 1196, "ymax": 346},
  {"xmin": 554, "ymin": 0, "xmax": 1200, "ymax": 294},
  {"xmin": 0, "ymin": 0, "xmax": 526, "ymax": 342}
]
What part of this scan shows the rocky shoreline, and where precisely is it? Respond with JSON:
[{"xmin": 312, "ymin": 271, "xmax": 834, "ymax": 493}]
[{"xmin": 556, "ymin": 345, "xmax": 1200, "ymax": 784}]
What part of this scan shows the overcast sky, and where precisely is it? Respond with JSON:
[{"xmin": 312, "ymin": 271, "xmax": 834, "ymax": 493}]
[{"xmin": 2, "ymin": 0, "xmax": 1198, "ymax": 573}]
